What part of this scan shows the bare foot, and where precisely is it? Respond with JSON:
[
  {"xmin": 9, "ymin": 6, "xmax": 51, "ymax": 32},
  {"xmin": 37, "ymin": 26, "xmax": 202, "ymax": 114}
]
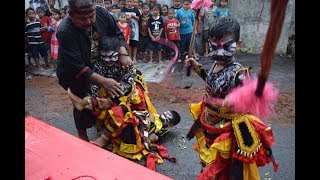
[
  {"xmin": 36, "ymin": 66, "xmax": 44, "ymax": 71},
  {"xmin": 26, "ymin": 64, "xmax": 34, "ymax": 68},
  {"xmin": 158, "ymin": 60, "xmax": 163, "ymax": 64},
  {"xmin": 90, "ymin": 136, "xmax": 109, "ymax": 147},
  {"xmin": 67, "ymin": 88, "xmax": 92, "ymax": 111},
  {"xmin": 45, "ymin": 63, "xmax": 53, "ymax": 68},
  {"xmin": 149, "ymin": 133, "xmax": 159, "ymax": 143},
  {"xmin": 147, "ymin": 60, "xmax": 153, "ymax": 64},
  {"xmin": 105, "ymin": 143, "xmax": 113, "ymax": 151}
]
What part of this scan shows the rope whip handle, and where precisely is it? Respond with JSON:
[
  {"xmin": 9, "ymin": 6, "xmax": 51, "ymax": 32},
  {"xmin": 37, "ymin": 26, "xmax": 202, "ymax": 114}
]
[
  {"xmin": 255, "ymin": 0, "xmax": 288, "ymax": 97},
  {"xmin": 186, "ymin": 10, "xmax": 200, "ymax": 76}
]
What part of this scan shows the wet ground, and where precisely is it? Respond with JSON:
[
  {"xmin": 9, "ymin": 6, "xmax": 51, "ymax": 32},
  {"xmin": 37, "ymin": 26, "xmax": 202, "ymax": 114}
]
[{"xmin": 25, "ymin": 53, "xmax": 295, "ymax": 179}]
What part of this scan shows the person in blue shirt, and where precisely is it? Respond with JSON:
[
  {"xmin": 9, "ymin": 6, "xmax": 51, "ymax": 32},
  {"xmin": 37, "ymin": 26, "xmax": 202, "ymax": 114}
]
[
  {"xmin": 214, "ymin": 0, "xmax": 231, "ymax": 18},
  {"xmin": 175, "ymin": 0, "xmax": 195, "ymax": 59}
]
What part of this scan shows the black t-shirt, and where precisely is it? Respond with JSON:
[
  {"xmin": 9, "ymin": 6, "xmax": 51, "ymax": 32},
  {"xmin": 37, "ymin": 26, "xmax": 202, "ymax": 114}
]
[{"xmin": 147, "ymin": 16, "xmax": 164, "ymax": 37}]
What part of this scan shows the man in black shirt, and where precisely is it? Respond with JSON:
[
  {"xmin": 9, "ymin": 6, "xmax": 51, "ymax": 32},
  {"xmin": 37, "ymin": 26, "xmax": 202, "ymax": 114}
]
[{"xmin": 57, "ymin": 0, "xmax": 132, "ymax": 141}]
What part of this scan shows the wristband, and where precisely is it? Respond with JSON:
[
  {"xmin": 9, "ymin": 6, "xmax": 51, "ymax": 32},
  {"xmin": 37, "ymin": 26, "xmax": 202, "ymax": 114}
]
[{"xmin": 194, "ymin": 63, "xmax": 203, "ymax": 74}]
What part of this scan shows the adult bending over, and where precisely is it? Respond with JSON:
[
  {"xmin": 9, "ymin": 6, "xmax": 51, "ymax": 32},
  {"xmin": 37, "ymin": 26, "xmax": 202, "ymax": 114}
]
[{"xmin": 56, "ymin": 0, "xmax": 132, "ymax": 141}]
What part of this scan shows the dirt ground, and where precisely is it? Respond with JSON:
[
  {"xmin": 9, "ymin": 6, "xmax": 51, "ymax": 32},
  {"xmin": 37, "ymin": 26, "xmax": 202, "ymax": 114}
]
[{"xmin": 25, "ymin": 75, "xmax": 295, "ymax": 125}]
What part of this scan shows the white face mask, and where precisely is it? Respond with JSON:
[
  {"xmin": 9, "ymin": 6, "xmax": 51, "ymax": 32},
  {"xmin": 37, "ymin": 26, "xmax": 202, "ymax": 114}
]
[
  {"xmin": 160, "ymin": 111, "xmax": 173, "ymax": 126},
  {"xmin": 100, "ymin": 50, "xmax": 119, "ymax": 62},
  {"xmin": 209, "ymin": 36, "xmax": 237, "ymax": 62}
]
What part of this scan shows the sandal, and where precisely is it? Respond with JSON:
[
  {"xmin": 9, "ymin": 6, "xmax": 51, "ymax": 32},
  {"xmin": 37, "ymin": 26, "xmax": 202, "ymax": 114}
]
[
  {"xmin": 46, "ymin": 64, "xmax": 53, "ymax": 68},
  {"xmin": 26, "ymin": 64, "xmax": 34, "ymax": 68},
  {"xmin": 37, "ymin": 67, "xmax": 44, "ymax": 71}
]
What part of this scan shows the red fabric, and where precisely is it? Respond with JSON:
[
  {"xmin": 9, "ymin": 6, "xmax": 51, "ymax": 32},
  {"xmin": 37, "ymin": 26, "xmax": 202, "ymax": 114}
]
[
  {"xmin": 198, "ymin": 154, "xmax": 231, "ymax": 180},
  {"xmin": 199, "ymin": 103, "xmax": 232, "ymax": 135},
  {"xmin": 164, "ymin": 19, "xmax": 180, "ymax": 41},
  {"xmin": 75, "ymin": 66, "xmax": 89, "ymax": 79},
  {"xmin": 51, "ymin": 19, "xmax": 62, "ymax": 59},
  {"xmin": 146, "ymin": 153, "xmax": 158, "ymax": 171},
  {"xmin": 251, "ymin": 120, "xmax": 275, "ymax": 147},
  {"xmin": 214, "ymin": 132, "xmax": 232, "ymax": 143},
  {"xmin": 39, "ymin": 16, "xmax": 52, "ymax": 42},
  {"xmin": 145, "ymin": 144, "xmax": 177, "ymax": 171},
  {"xmin": 117, "ymin": 22, "xmax": 131, "ymax": 45},
  {"xmin": 110, "ymin": 105, "xmax": 126, "ymax": 124},
  {"xmin": 154, "ymin": 144, "xmax": 177, "ymax": 163},
  {"xmin": 130, "ymin": 84, "xmax": 147, "ymax": 110}
]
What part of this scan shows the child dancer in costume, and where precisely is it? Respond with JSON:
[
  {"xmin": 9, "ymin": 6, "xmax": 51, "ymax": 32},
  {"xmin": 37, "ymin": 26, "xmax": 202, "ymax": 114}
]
[
  {"xmin": 68, "ymin": 34, "xmax": 180, "ymax": 170},
  {"xmin": 185, "ymin": 16, "xmax": 278, "ymax": 179}
]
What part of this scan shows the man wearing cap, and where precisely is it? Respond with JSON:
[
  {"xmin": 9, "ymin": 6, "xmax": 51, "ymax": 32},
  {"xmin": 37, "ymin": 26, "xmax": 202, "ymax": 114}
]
[{"xmin": 56, "ymin": 0, "xmax": 132, "ymax": 141}]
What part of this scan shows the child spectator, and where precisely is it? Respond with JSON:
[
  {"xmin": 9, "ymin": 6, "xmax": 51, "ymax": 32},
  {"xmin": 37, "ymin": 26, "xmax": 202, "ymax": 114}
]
[
  {"xmin": 138, "ymin": 3, "xmax": 152, "ymax": 61},
  {"xmin": 50, "ymin": 8, "xmax": 62, "ymax": 68},
  {"xmin": 105, "ymin": 0, "xmax": 118, "ymax": 20},
  {"xmin": 161, "ymin": 4, "xmax": 169, "ymax": 22},
  {"xmin": 164, "ymin": 8, "xmax": 180, "ymax": 58},
  {"xmin": 60, "ymin": 8, "xmax": 67, "ymax": 19},
  {"xmin": 119, "ymin": 0, "xmax": 126, "ymax": 9},
  {"xmin": 201, "ymin": 0, "xmax": 217, "ymax": 57},
  {"xmin": 132, "ymin": 0, "xmax": 140, "ymax": 14},
  {"xmin": 175, "ymin": 0, "xmax": 195, "ymax": 59},
  {"xmin": 171, "ymin": 0, "xmax": 182, "ymax": 14},
  {"xmin": 122, "ymin": 0, "xmax": 141, "ymax": 64},
  {"xmin": 147, "ymin": 4, "xmax": 164, "ymax": 64},
  {"xmin": 111, "ymin": 0, "xmax": 122, "ymax": 20},
  {"xmin": 104, "ymin": 0, "xmax": 113, "ymax": 12},
  {"xmin": 29, "ymin": 0, "xmax": 50, "ymax": 17},
  {"xmin": 160, "ymin": 4, "xmax": 170, "ymax": 58},
  {"xmin": 214, "ymin": 0, "xmax": 231, "ymax": 18},
  {"xmin": 150, "ymin": 0, "xmax": 158, "ymax": 8},
  {"xmin": 25, "ymin": 14, "xmax": 33, "ymax": 68},
  {"xmin": 36, "ymin": 7, "xmax": 52, "ymax": 60},
  {"xmin": 137, "ymin": 0, "xmax": 144, "ymax": 14},
  {"xmin": 47, "ymin": 0, "xmax": 56, "ymax": 16},
  {"xmin": 96, "ymin": 0, "xmax": 105, "ymax": 7},
  {"xmin": 25, "ymin": 8, "xmax": 51, "ymax": 70},
  {"xmin": 117, "ymin": 12, "xmax": 131, "ymax": 45}
]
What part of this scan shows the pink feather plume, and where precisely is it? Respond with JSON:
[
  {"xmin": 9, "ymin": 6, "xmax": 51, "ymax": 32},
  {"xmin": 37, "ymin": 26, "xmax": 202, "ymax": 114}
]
[
  {"xmin": 190, "ymin": 0, "xmax": 212, "ymax": 9},
  {"xmin": 205, "ymin": 76, "xmax": 279, "ymax": 120}
]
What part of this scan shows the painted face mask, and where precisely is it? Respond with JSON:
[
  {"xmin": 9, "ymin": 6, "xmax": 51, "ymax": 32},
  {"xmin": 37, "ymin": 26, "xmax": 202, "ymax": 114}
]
[
  {"xmin": 209, "ymin": 39, "xmax": 237, "ymax": 62},
  {"xmin": 100, "ymin": 50, "xmax": 119, "ymax": 65},
  {"xmin": 160, "ymin": 111, "xmax": 174, "ymax": 127}
]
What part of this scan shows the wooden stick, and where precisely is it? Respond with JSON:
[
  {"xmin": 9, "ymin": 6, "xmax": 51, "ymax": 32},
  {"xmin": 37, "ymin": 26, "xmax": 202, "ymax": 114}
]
[{"xmin": 186, "ymin": 18, "xmax": 198, "ymax": 76}]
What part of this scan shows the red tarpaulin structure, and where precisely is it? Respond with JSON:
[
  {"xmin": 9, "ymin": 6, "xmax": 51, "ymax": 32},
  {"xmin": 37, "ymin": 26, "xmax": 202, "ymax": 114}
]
[{"xmin": 25, "ymin": 116, "xmax": 173, "ymax": 180}]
